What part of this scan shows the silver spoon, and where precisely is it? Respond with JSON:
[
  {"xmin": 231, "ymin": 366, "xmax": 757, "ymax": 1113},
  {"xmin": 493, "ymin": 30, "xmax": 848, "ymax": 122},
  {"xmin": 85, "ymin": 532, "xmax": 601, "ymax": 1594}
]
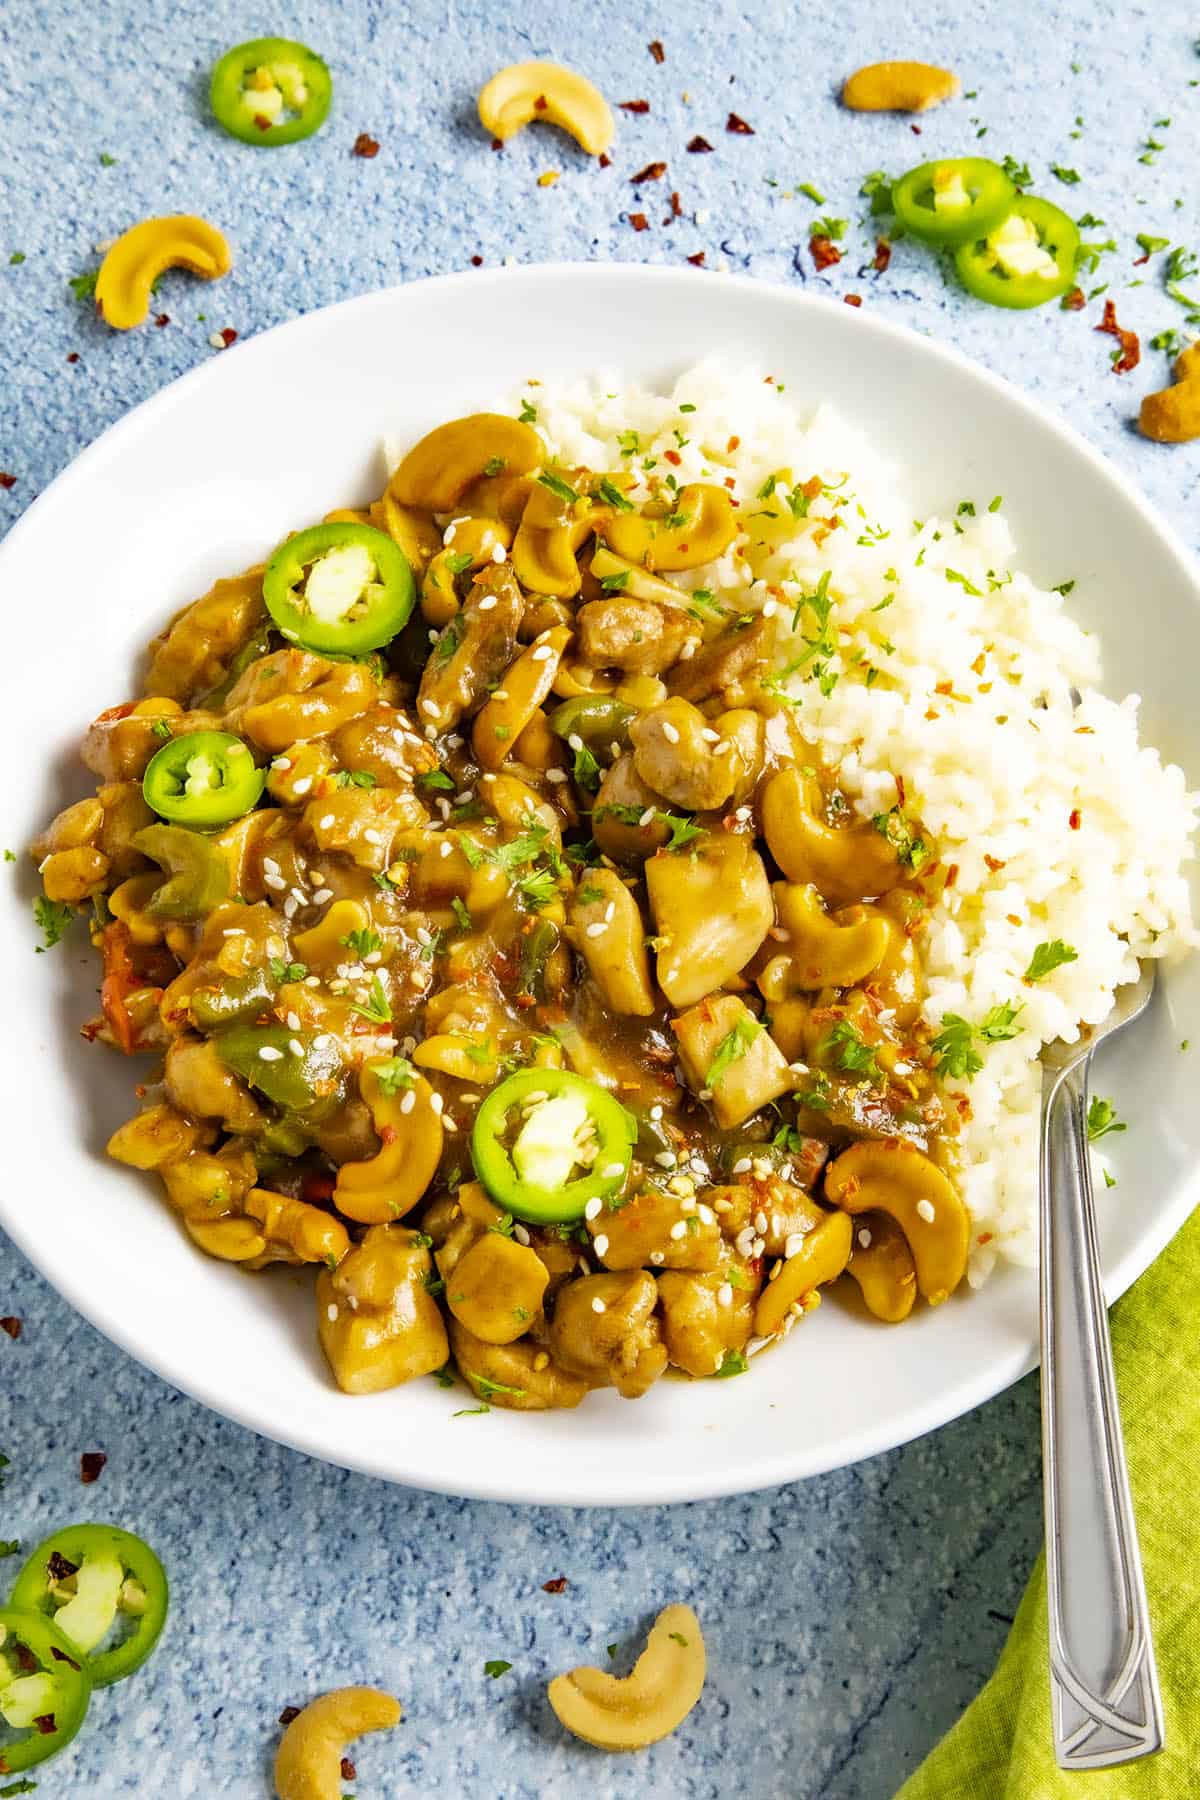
[{"xmin": 1039, "ymin": 960, "xmax": 1164, "ymax": 1768}]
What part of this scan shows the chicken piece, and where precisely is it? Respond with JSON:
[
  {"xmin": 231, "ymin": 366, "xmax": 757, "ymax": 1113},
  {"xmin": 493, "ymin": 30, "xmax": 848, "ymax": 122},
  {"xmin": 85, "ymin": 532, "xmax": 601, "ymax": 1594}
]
[
  {"xmin": 707, "ymin": 1180, "xmax": 824, "ymax": 1257},
  {"xmin": 331, "ymin": 701, "xmax": 439, "ymax": 788},
  {"xmin": 672, "ymin": 995, "xmax": 794, "ymax": 1128},
  {"xmin": 667, "ymin": 615, "xmax": 772, "ymax": 704},
  {"xmin": 645, "ymin": 831, "xmax": 773, "ymax": 1007},
  {"xmin": 565, "ymin": 868, "xmax": 655, "ymax": 1016},
  {"xmin": 416, "ymin": 563, "xmax": 524, "ymax": 735},
  {"xmin": 549, "ymin": 1272, "xmax": 668, "ymax": 1399},
  {"xmin": 144, "ymin": 568, "xmax": 267, "ymax": 703},
  {"xmin": 164, "ymin": 1034, "xmax": 266, "ymax": 1136},
  {"xmin": 592, "ymin": 753, "xmax": 671, "ymax": 860},
  {"xmin": 318, "ymin": 1226, "xmax": 449, "ymax": 1394},
  {"xmin": 576, "ymin": 598, "xmax": 690, "ymax": 675},
  {"xmin": 629, "ymin": 696, "xmax": 738, "ymax": 812},
  {"xmin": 657, "ymin": 1265, "xmax": 758, "ymax": 1377},
  {"xmin": 585, "ymin": 1187, "xmax": 724, "ymax": 1272}
]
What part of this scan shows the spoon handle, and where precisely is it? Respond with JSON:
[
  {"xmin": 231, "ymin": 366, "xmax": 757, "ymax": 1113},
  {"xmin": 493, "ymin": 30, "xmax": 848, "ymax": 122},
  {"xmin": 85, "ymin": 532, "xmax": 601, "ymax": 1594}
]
[{"xmin": 1039, "ymin": 1059, "xmax": 1164, "ymax": 1768}]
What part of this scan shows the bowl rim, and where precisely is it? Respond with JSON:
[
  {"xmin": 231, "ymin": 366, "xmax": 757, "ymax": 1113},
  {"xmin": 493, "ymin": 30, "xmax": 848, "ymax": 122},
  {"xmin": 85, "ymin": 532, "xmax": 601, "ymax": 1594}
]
[{"xmin": 4, "ymin": 261, "xmax": 1199, "ymax": 1505}]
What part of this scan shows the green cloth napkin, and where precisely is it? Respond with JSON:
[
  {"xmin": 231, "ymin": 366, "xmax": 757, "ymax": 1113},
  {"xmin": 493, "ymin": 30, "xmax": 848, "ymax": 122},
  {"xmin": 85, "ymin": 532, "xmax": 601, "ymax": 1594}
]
[{"xmin": 897, "ymin": 1204, "xmax": 1200, "ymax": 1800}]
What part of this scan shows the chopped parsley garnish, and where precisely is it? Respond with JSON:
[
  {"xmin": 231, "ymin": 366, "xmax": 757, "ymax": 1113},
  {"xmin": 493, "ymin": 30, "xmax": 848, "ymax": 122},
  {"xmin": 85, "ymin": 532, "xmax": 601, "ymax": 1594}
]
[
  {"xmin": 452, "ymin": 1405, "xmax": 490, "ymax": 1417},
  {"xmin": 705, "ymin": 1014, "xmax": 763, "ymax": 1087},
  {"xmin": 0, "ymin": 1539, "xmax": 19, "ymax": 1558},
  {"xmin": 797, "ymin": 181, "xmax": 825, "ymax": 203},
  {"xmin": 517, "ymin": 398, "xmax": 538, "ymax": 423},
  {"xmin": 9, "ymin": 251, "xmax": 26, "ymax": 265},
  {"xmin": 687, "ymin": 588, "xmax": 725, "ymax": 621},
  {"xmin": 600, "ymin": 567, "xmax": 630, "ymax": 592},
  {"xmin": 336, "ymin": 768, "xmax": 377, "ymax": 789},
  {"xmin": 1050, "ymin": 163, "xmax": 1081, "ymax": 185},
  {"xmin": 68, "ymin": 269, "xmax": 99, "ymax": 301},
  {"xmin": 1087, "ymin": 1097, "xmax": 1126, "ymax": 1143},
  {"xmin": 340, "ymin": 928, "xmax": 382, "ymax": 958},
  {"xmin": 572, "ymin": 742, "xmax": 602, "ymax": 791},
  {"xmin": 931, "ymin": 1004, "xmax": 1022, "ymax": 1080},
  {"xmin": 515, "ymin": 866, "xmax": 559, "ymax": 910},
  {"xmin": 484, "ymin": 1659, "xmax": 513, "ymax": 1679},
  {"xmin": 822, "ymin": 1019, "xmax": 882, "ymax": 1082},
  {"xmin": 811, "ymin": 215, "xmax": 848, "ymax": 240},
  {"xmin": 417, "ymin": 927, "xmax": 444, "ymax": 963},
  {"xmin": 1024, "ymin": 940, "xmax": 1078, "ymax": 981},
  {"xmin": 432, "ymin": 1364, "xmax": 456, "ymax": 1388},
  {"xmin": 433, "ymin": 614, "xmax": 466, "ymax": 666},
  {"xmin": 269, "ymin": 957, "xmax": 308, "ymax": 982},
  {"xmin": 151, "ymin": 717, "xmax": 173, "ymax": 740},
  {"xmin": 451, "ymin": 895, "xmax": 472, "ymax": 931},
  {"xmin": 871, "ymin": 807, "xmax": 930, "ymax": 872},
  {"xmin": 470, "ymin": 1373, "xmax": 526, "ymax": 1400},
  {"xmin": 350, "ymin": 973, "xmax": 392, "ymax": 1023},
  {"xmin": 417, "ymin": 769, "xmax": 455, "ymax": 791},
  {"xmin": 713, "ymin": 1349, "xmax": 749, "ymax": 1377},
  {"xmin": 443, "ymin": 550, "xmax": 474, "ymax": 575},
  {"xmin": 1137, "ymin": 233, "xmax": 1170, "ymax": 257},
  {"xmin": 33, "ymin": 896, "xmax": 75, "ymax": 952},
  {"xmin": 597, "ymin": 476, "xmax": 634, "ymax": 511},
  {"xmin": 483, "ymin": 455, "xmax": 507, "ymax": 477},
  {"xmin": 537, "ymin": 470, "xmax": 580, "ymax": 505},
  {"xmin": 1001, "ymin": 155, "xmax": 1033, "ymax": 189},
  {"xmin": 661, "ymin": 811, "xmax": 705, "ymax": 852},
  {"xmin": 617, "ymin": 428, "xmax": 641, "ymax": 457},
  {"xmin": 860, "ymin": 170, "xmax": 893, "ymax": 213}
]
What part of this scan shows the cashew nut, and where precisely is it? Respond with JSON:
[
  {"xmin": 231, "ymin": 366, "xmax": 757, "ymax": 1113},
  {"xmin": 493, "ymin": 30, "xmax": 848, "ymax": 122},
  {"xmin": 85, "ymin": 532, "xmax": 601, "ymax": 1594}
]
[
  {"xmin": 226, "ymin": 650, "xmax": 377, "ymax": 751},
  {"xmin": 548, "ymin": 1605, "xmax": 705, "ymax": 1751},
  {"xmin": 333, "ymin": 1060, "xmax": 444, "ymax": 1225},
  {"xmin": 107, "ymin": 1102, "xmax": 216, "ymax": 1170},
  {"xmin": 753, "ymin": 1209, "xmax": 853, "ymax": 1337},
  {"xmin": 841, "ymin": 61, "xmax": 961, "ymax": 113},
  {"xmin": 291, "ymin": 898, "xmax": 373, "ymax": 969},
  {"xmin": 95, "ymin": 215, "xmax": 232, "ymax": 331},
  {"xmin": 566, "ymin": 865, "xmax": 655, "ymax": 1016},
  {"xmin": 1139, "ymin": 342, "xmax": 1200, "ymax": 443},
  {"xmin": 824, "ymin": 1139, "xmax": 968, "ymax": 1305},
  {"xmin": 244, "ymin": 1187, "xmax": 350, "ymax": 1267},
  {"xmin": 601, "ymin": 483, "xmax": 737, "ymax": 572},
  {"xmin": 761, "ymin": 767, "xmax": 904, "ymax": 904},
  {"xmin": 369, "ymin": 491, "xmax": 443, "ymax": 575},
  {"xmin": 512, "ymin": 487, "xmax": 594, "ymax": 599},
  {"xmin": 843, "ymin": 1211, "xmax": 917, "ymax": 1323},
  {"xmin": 390, "ymin": 413, "xmax": 542, "ymax": 512},
  {"xmin": 422, "ymin": 517, "xmax": 513, "ymax": 625},
  {"xmin": 478, "ymin": 60, "xmax": 615, "ymax": 156},
  {"xmin": 275, "ymin": 1686, "xmax": 402, "ymax": 1800},
  {"xmin": 757, "ymin": 883, "xmax": 895, "ymax": 998},
  {"xmin": 472, "ymin": 626, "xmax": 572, "ymax": 769}
]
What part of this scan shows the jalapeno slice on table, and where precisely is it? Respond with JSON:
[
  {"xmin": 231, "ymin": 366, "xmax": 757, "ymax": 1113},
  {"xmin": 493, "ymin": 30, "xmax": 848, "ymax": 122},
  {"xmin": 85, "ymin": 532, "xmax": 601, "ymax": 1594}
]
[
  {"xmin": 8, "ymin": 1526, "xmax": 167, "ymax": 1690},
  {"xmin": 0, "ymin": 1604, "xmax": 92, "ymax": 1771},
  {"xmin": 142, "ymin": 731, "xmax": 264, "ymax": 828},
  {"xmin": 891, "ymin": 157, "xmax": 1016, "ymax": 248},
  {"xmin": 954, "ymin": 195, "xmax": 1080, "ymax": 308},
  {"xmin": 263, "ymin": 523, "xmax": 416, "ymax": 655},
  {"xmin": 471, "ymin": 1069, "xmax": 636, "ymax": 1224},
  {"xmin": 210, "ymin": 37, "xmax": 332, "ymax": 146}
]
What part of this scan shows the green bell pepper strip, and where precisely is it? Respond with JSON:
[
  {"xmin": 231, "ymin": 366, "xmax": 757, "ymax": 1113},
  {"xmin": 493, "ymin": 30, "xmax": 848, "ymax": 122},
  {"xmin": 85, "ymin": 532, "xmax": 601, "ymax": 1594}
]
[
  {"xmin": 0, "ymin": 1605, "xmax": 92, "ymax": 1772},
  {"xmin": 132, "ymin": 824, "xmax": 230, "ymax": 919},
  {"xmin": 518, "ymin": 918, "xmax": 560, "ymax": 1000},
  {"xmin": 210, "ymin": 38, "xmax": 332, "ymax": 147},
  {"xmin": 214, "ymin": 1021, "xmax": 344, "ymax": 1117},
  {"xmin": 471, "ymin": 1069, "xmax": 636, "ymax": 1224},
  {"xmin": 143, "ymin": 731, "xmax": 265, "ymax": 829},
  {"xmin": 548, "ymin": 696, "xmax": 637, "ymax": 759},
  {"xmin": 263, "ymin": 524, "xmax": 415, "ymax": 656},
  {"xmin": 190, "ymin": 963, "xmax": 279, "ymax": 1030},
  {"xmin": 8, "ymin": 1526, "xmax": 167, "ymax": 1690},
  {"xmin": 954, "ymin": 195, "xmax": 1080, "ymax": 309},
  {"xmin": 891, "ymin": 157, "xmax": 1016, "ymax": 248}
]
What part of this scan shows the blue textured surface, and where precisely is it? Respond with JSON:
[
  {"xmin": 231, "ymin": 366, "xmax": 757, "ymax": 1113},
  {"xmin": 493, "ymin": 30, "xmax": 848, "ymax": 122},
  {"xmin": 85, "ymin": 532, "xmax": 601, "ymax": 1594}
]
[{"xmin": 1, "ymin": 2, "xmax": 1197, "ymax": 1795}]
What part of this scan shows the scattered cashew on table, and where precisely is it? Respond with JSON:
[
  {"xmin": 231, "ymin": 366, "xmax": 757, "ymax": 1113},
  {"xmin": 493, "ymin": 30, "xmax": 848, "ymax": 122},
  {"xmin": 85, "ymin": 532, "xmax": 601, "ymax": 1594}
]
[
  {"xmin": 275, "ymin": 1686, "xmax": 402, "ymax": 1800},
  {"xmin": 841, "ymin": 61, "xmax": 960, "ymax": 113},
  {"xmin": 1138, "ymin": 341, "xmax": 1200, "ymax": 443},
  {"xmin": 549, "ymin": 1604, "xmax": 707, "ymax": 1750}
]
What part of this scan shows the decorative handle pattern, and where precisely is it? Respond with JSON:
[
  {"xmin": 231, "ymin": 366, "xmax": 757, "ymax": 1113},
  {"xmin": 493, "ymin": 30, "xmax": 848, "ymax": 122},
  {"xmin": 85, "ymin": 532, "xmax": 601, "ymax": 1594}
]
[{"xmin": 1039, "ymin": 1060, "xmax": 1164, "ymax": 1768}]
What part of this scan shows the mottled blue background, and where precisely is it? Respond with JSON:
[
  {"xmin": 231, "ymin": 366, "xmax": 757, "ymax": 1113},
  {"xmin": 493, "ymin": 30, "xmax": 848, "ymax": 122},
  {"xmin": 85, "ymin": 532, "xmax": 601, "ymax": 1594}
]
[{"xmin": 1, "ymin": 1, "xmax": 1197, "ymax": 1794}]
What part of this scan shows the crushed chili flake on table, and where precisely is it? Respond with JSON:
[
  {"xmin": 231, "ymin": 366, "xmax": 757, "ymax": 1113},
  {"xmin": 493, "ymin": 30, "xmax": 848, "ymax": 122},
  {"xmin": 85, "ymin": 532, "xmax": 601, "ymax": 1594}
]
[
  {"xmin": 66, "ymin": 351, "xmax": 80, "ymax": 363},
  {"xmin": 687, "ymin": 250, "xmax": 706, "ymax": 265},
  {"xmin": 0, "ymin": 474, "xmax": 16, "ymax": 490},
  {"xmin": 1095, "ymin": 298, "xmax": 1140, "ymax": 374},
  {"xmin": 340, "ymin": 1757, "xmax": 357, "ymax": 1781},
  {"xmin": 278, "ymin": 1706, "xmax": 302, "ymax": 1726},
  {"xmin": 911, "ymin": 123, "xmax": 922, "ymax": 134},
  {"xmin": 352, "ymin": 132, "xmax": 380, "ymax": 158},
  {"xmin": 219, "ymin": 327, "xmax": 238, "ymax": 348},
  {"xmin": 491, "ymin": 137, "xmax": 503, "ymax": 151},
  {"xmin": 631, "ymin": 161, "xmax": 666, "ymax": 183},
  {"xmin": 648, "ymin": 38, "xmax": 665, "ymax": 62},
  {"xmin": 874, "ymin": 238, "xmax": 892, "ymax": 273},
  {"xmin": 1069, "ymin": 808, "xmax": 1082, "ymax": 830},
  {"xmin": 669, "ymin": 190, "xmax": 682, "ymax": 217},
  {"xmin": 80, "ymin": 1451, "xmax": 107, "ymax": 1484},
  {"xmin": 0, "ymin": 1317, "xmax": 21, "ymax": 1339},
  {"xmin": 687, "ymin": 135, "xmax": 714, "ymax": 152},
  {"xmin": 844, "ymin": 294, "xmax": 863, "ymax": 306},
  {"xmin": 154, "ymin": 313, "xmax": 170, "ymax": 328},
  {"xmin": 726, "ymin": 112, "xmax": 754, "ymax": 134},
  {"xmin": 470, "ymin": 254, "xmax": 483, "ymax": 267},
  {"xmin": 1061, "ymin": 286, "xmax": 1085, "ymax": 311},
  {"xmin": 619, "ymin": 99, "xmax": 650, "ymax": 114},
  {"xmin": 811, "ymin": 235, "xmax": 842, "ymax": 271},
  {"xmin": 598, "ymin": 152, "xmax": 611, "ymax": 168},
  {"xmin": 542, "ymin": 1576, "xmax": 569, "ymax": 1593},
  {"xmin": 629, "ymin": 212, "xmax": 649, "ymax": 231}
]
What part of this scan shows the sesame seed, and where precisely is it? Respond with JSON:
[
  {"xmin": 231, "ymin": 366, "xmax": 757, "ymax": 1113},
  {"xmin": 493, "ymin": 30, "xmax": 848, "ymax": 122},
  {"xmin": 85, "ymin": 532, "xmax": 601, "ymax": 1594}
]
[
  {"xmin": 649, "ymin": 1104, "xmax": 663, "ymax": 1121},
  {"xmin": 269, "ymin": 761, "xmax": 290, "ymax": 775},
  {"xmin": 415, "ymin": 926, "xmax": 432, "ymax": 947},
  {"xmin": 512, "ymin": 1223, "xmax": 531, "ymax": 1246},
  {"xmin": 443, "ymin": 1116, "xmax": 458, "ymax": 1133},
  {"xmin": 637, "ymin": 807, "xmax": 656, "ymax": 827},
  {"xmin": 439, "ymin": 840, "xmax": 453, "ymax": 857},
  {"xmin": 429, "ymin": 1092, "xmax": 444, "ymax": 1115},
  {"xmin": 492, "ymin": 689, "xmax": 509, "ymax": 701},
  {"xmin": 285, "ymin": 1011, "xmax": 301, "ymax": 1030},
  {"xmin": 697, "ymin": 1203, "xmax": 715, "ymax": 1225},
  {"xmin": 680, "ymin": 1196, "xmax": 697, "ymax": 1214},
  {"xmin": 546, "ymin": 768, "xmax": 567, "ymax": 783},
  {"xmin": 304, "ymin": 975, "xmax": 321, "ymax": 988},
  {"xmin": 762, "ymin": 599, "xmax": 778, "ymax": 618},
  {"xmin": 424, "ymin": 724, "xmax": 438, "ymax": 741},
  {"xmin": 661, "ymin": 721, "xmax": 680, "ymax": 744},
  {"xmin": 754, "ymin": 1209, "xmax": 769, "ymax": 1235},
  {"xmin": 784, "ymin": 1233, "xmax": 806, "ymax": 1259},
  {"xmin": 221, "ymin": 927, "xmax": 243, "ymax": 938},
  {"xmin": 591, "ymin": 1297, "xmax": 607, "ymax": 1314},
  {"xmin": 293, "ymin": 776, "xmax": 313, "ymax": 795},
  {"xmin": 319, "ymin": 814, "xmax": 336, "ymax": 830},
  {"xmin": 857, "ymin": 1227, "xmax": 872, "ymax": 1249},
  {"xmin": 258, "ymin": 1046, "xmax": 284, "ymax": 1062},
  {"xmin": 312, "ymin": 887, "xmax": 334, "ymax": 904},
  {"xmin": 289, "ymin": 887, "xmax": 307, "ymax": 907},
  {"xmin": 567, "ymin": 734, "xmax": 584, "ymax": 752},
  {"xmin": 713, "ymin": 1197, "xmax": 734, "ymax": 1214},
  {"xmin": 585, "ymin": 921, "xmax": 607, "ymax": 938},
  {"xmin": 288, "ymin": 1037, "xmax": 304, "ymax": 1056},
  {"xmin": 584, "ymin": 1197, "xmax": 602, "ymax": 1221},
  {"xmin": 752, "ymin": 1236, "xmax": 765, "ymax": 1257},
  {"xmin": 769, "ymin": 1261, "xmax": 782, "ymax": 1281},
  {"xmin": 916, "ymin": 1198, "xmax": 936, "ymax": 1223},
  {"xmin": 667, "ymin": 1175, "xmax": 694, "ymax": 1196},
  {"xmin": 731, "ymin": 1156, "xmax": 752, "ymax": 1175},
  {"xmin": 282, "ymin": 897, "xmax": 298, "ymax": 919},
  {"xmin": 363, "ymin": 828, "xmax": 383, "ymax": 846},
  {"xmin": 400, "ymin": 1089, "xmax": 416, "ymax": 1114},
  {"xmin": 491, "ymin": 543, "xmax": 505, "ymax": 563},
  {"xmin": 593, "ymin": 1234, "xmax": 610, "ymax": 1257},
  {"xmin": 700, "ymin": 727, "xmax": 721, "ymax": 744},
  {"xmin": 365, "ymin": 950, "xmax": 382, "ymax": 965},
  {"xmin": 312, "ymin": 1034, "xmax": 333, "ymax": 1049},
  {"xmin": 735, "ymin": 1227, "xmax": 755, "ymax": 1257},
  {"xmin": 327, "ymin": 1304, "xmax": 338, "ymax": 1322},
  {"xmin": 654, "ymin": 1150, "xmax": 677, "ymax": 1169},
  {"xmin": 677, "ymin": 639, "xmax": 697, "ymax": 660},
  {"xmin": 717, "ymin": 1282, "xmax": 733, "ymax": 1306},
  {"xmin": 650, "ymin": 1250, "xmax": 665, "ymax": 1265},
  {"xmin": 263, "ymin": 872, "xmax": 287, "ymax": 891},
  {"xmin": 209, "ymin": 330, "xmax": 228, "ymax": 350},
  {"xmin": 669, "ymin": 1221, "xmax": 688, "ymax": 1240},
  {"xmin": 478, "ymin": 595, "xmax": 497, "ymax": 612},
  {"xmin": 531, "ymin": 644, "xmax": 553, "ymax": 662}
]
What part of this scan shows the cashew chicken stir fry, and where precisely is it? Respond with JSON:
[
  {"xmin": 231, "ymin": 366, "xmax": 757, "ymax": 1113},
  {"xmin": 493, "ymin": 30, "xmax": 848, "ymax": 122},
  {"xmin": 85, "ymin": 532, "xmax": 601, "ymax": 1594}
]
[{"xmin": 34, "ymin": 408, "xmax": 971, "ymax": 1408}]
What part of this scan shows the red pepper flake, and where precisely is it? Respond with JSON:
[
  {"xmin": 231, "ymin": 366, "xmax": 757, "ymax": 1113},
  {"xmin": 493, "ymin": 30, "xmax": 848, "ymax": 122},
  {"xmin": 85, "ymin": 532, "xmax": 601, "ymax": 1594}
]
[
  {"xmin": 648, "ymin": 39, "xmax": 665, "ymax": 63},
  {"xmin": 944, "ymin": 863, "xmax": 959, "ymax": 889},
  {"xmin": 686, "ymin": 135, "xmax": 714, "ymax": 153},
  {"xmin": 844, "ymin": 294, "xmax": 863, "ymax": 307},
  {"xmin": 1095, "ymin": 298, "xmax": 1140, "ymax": 374},
  {"xmin": 599, "ymin": 152, "xmax": 611, "ymax": 168},
  {"xmin": 724, "ymin": 475, "xmax": 736, "ymax": 489},
  {"xmin": 726, "ymin": 434, "xmax": 741, "ymax": 452},
  {"xmin": 542, "ymin": 1575, "xmax": 569, "ymax": 1593},
  {"xmin": 686, "ymin": 251, "xmax": 706, "ymax": 266},
  {"xmin": 341, "ymin": 1757, "xmax": 357, "ymax": 1781},
  {"xmin": 895, "ymin": 773, "xmax": 907, "ymax": 806},
  {"xmin": 629, "ymin": 212, "xmax": 649, "ymax": 232},
  {"xmin": 34, "ymin": 1713, "xmax": 57, "ymax": 1735},
  {"xmin": 0, "ymin": 473, "xmax": 16, "ymax": 490},
  {"xmin": 66, "ymin": 350, "xmax": 81, "ymax": 362},
  {"xmin": 619, "ymin": 99, "xmax": 650, "ymax": 114},
  {"xmin": 154, "ymin": 313, "xmax": 170, "ymax": 328},
  {"xmin": 534, "ymin": 95, "xmax": 549, "ymax": 112},
  {"xmin": 470, "ymin": 254, "xmax": 483, "ymax": 267},
  {"xmin": 219, "ymin": 327, "xmax": 238, "ymax": 348},
  {"xmin": 352, "ymin": 132, "xmax": 380, "ymax": 158},
  {"xmin": 50, "ymin": 1645, "xmax": 81, "ymax": 1670},
  {"xmin": 1, "ymin": 1317, "xmax": 22, "ymax": 1339},
  {"xmin": 911, "ymin": 123, "xmax": 922, "ymax": 134},
  {"xmin": 1069, "ymin": 808, "xmax": 1081, "ymax": 830},
  {"xmin": 984, "ymin": 854, "xmax": 1007, "ymax": 873},
  {"xmin": 278, "ymin": 1706, "xmax": 302, "ymax": 1726},
  {"xmin": 631, "ymin": 161, "xmax": 667, "ymax": 184},
  {"xmin": 80, "ymin": 1451, "xmax": 107, "ymax": 1484},
  {"xmin": 1132, "ymin": 252, "xmax": 1150, "ymax": 268},
  {"xmin": 1061, "ymin": 286, "xmax": 1086, "ymax": 311},
  {"xmin": 874, "ymin": 238, "xmax": 892, "ymax": 274},
  {"xmin": 669, "ymin": 190, "xmax": 682, "ymax": 217},
  {"xmin": 726, "ymin": 112, "xmax": 754, "ymax": 135},
  {"xmin": 491, "ymin": 137, "xmax": 504, "ymax": 152},
  {"xmin": 664, "ymin": 448, "xmax": 682, "ymax": 465},
  {"xmin": 810, "ymin": 235, "xmax": 841, "ymax": 271}
]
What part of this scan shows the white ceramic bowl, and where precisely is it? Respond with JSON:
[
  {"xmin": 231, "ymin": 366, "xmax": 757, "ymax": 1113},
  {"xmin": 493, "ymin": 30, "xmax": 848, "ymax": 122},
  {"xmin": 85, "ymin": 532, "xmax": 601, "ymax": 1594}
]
[{"xmin": 4, "ymin": 265, "xmax": 1198, "ymax": 1506}]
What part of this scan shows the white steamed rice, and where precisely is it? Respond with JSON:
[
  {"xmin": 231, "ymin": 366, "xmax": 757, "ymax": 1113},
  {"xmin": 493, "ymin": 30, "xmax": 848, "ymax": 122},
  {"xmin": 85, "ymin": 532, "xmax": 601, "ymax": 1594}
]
[{"xmin": 404, "ymin": 361, "xmax": 1199, "ymax": 1283}]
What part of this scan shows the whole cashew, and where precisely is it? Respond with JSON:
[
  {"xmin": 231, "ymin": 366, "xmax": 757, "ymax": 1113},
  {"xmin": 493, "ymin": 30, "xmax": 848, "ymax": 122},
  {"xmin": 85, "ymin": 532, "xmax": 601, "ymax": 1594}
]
[
  {"xmin": 1139, "ymin": 342, "xmax": 1200, "ymax": 443},
  {"xmin": 824, "ymin": 1139, "xmax": 968, "ymax": 1305},
  {"xmin": 548, "ymin": 1604, "xmax": 705, "ymax": 1750},
  {"xmin": 843, "ymin": 1211, "xmax": 918, "ymax": 1323},
  {"xmin": 753, "ymin": 1209, "xmax": 853, "ymax": 1337},
  {"xmin": 761, "ymin": 767, "xmax": 905, "ymax": 905},
  {"xmin": 96, "ymin": 215, "xmax": 232, "ymax": 330},
  {"xmin": 275, "ymin": 1686, "xmax": 402, "ymax": 1800},
  {"xmin": 841, "ymin": 61, "xmax": 961, "ymax": 113},
  {"xmin": 390, "ymin": 413, "xmax": 542, "ymax": 512},
  {"xmin": 333, "ymin": 1060, "xmax": 444, "ymax": 1225},
  {"xmin": 757, "ymin": 882, "xmax": 895, "ymax": 997},
  {"xmin": 478, "ymin": 60, "xmax": 615, "ymax": 155}
]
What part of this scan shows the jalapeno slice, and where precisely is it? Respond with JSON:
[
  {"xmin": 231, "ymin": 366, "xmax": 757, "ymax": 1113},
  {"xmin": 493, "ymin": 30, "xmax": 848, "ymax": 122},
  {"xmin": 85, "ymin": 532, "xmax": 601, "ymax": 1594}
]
[
  {"xmin": 142, "ymin": 731, "xmax": 264, "ymax": 829},
  {"xmin": 0, "ymin": 1604, "xmax": 92, "ymax": 1771},
  {"xmin": 471, "ymin": 1069, "xmax": 636, "ymax": 1224},
  {"xmin": 263, "ymin": 524, "xmax": 416, "ymax": 656},
  {"xmin": 954, "ymin": 195, "xmax": 1081, "ymax": 309},
  {"xmin": 210, "ymin": 37, "xmax": 332, "ymax": 147},
  {"xmin": 8, "ymin": 1526, "xmax": 168, "ymax": 1689},
  {"xmin": 891, "ymin": 157, "xmax": 1016, "ymax": 248}
]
